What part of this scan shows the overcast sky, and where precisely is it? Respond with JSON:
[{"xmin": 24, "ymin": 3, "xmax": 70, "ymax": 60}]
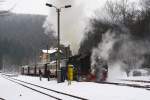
[
  {"xmin": 1, "ymin": 0, "xmax": 140, "ymax": 54},
  {"xmin": 1, "ymin": 0, "xmax": 106, "ymax": 15},
  {"xmin": 2, "ymin": 0, "xmax": 107, "ymax": 54}
]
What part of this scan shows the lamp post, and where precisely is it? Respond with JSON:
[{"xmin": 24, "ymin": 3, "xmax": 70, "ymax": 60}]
[{"xmin": 46, "ymin": 3, "xmax": 71, "ymax": 82}]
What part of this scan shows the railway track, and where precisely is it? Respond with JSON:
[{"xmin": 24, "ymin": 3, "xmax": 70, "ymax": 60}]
[
  {"xmin": 121, "ymin": 79, "xmax": 150, "ymax": 83},
  {"xmin": 2, "ymin": 75, "xmax": 88, "ymax": 100},
  {"xmin": 0, "ymin": 98, "xmax": 5, "ymax": 100},
  {"xmin": 3, "ymin": 74, "xmax": 150, "ymax": 100},
  {"xmin": 96, "ymin": 80, "xmax": 150, "ymax": 91}
]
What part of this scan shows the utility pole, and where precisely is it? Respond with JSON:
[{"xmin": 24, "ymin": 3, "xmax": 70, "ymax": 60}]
[
  {"xmin": 57, "ymin": 8, "xmax": 60, "ymax": 74},
  {"xmin": 46, "ymin": 3, "xmax": 71, "ymax": 83}
]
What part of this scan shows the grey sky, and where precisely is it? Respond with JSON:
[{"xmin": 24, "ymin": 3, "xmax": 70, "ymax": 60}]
[
  {"xmin": 1, "ymin": 0, "xmax": 107, "ymax": 15},
  {"xmin": 2, "ymin": 0, "xmax": 107, "ymax": 54}
]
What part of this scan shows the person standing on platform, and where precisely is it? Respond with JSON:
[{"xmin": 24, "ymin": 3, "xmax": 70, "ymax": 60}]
[
  {"xmin": 39, "ymin": 69, "xmax": 42, "ymax": 81},
  {"xmin": 47, "ymin": 69, "xmax": 51, "ymax": 81}
]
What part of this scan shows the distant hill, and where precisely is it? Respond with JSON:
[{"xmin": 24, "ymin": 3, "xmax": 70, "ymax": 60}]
[{"xmin": 0, "ymin": 13, "xmax": 56, "ymax": 69}]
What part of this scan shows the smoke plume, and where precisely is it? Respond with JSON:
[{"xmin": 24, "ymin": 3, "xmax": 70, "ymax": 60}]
[
  {"xmin": 43, "ymin": 0, "xmax": 106, "ymax": 54},
  {"xmin": 91, "ymin": 28, "xmax": 150, "ymax": 80}
]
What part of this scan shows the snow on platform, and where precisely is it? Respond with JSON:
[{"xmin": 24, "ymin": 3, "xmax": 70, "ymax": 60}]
[
  {"xmin": 10, "ymin": 75, "xmax": 150, "ymax": 100},
  {"xmin": 0, "ymin": 74, "xmax": 55, "ymax": 100}
]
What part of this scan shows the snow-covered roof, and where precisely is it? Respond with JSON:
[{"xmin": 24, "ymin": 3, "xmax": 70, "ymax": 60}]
[
  {"xmin": 21, "ymin": 65, "xmax": 28, "ymax": 68},
  {"xmin": 42, "ymin": 48, "xmax": 62, "ymax": 54},
  {"xmin": 49, "ymin": 61, "xmax": 56, "ymax": 64},
  {"xmin": 42, "ymin": 49, "xmax": 57, "ymax": 54}
]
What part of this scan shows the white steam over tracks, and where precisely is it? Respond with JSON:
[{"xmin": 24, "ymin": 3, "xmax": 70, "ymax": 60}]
[{"xmin": 91, "ymin": 28, "xmax": 150, "ymax": 81}]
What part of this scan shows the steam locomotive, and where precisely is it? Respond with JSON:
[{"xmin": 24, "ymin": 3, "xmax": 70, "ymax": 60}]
[{"xmin": 67, "ymin": 53, "xmax": 108, "ymax": 81}]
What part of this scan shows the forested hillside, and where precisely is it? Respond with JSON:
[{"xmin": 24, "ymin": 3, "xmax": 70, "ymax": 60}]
[{"xmin": 0, "ymin": 13, "xmax": 56, "ymax": 69}]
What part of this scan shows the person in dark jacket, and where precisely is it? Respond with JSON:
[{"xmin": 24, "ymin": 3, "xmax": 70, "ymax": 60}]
[
  {"xmin": 47, "ymin": 70, "xmax": 51, "ymax": 81},
  {"xmin": 101, "ymin": 64, "xmax": 108, "ymax": 81},
  {"xmin": 39, "ymin": 69, "xmax": 42, "ymax": 81}
]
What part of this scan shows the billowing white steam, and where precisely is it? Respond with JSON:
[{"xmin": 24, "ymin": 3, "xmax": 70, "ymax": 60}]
[
  {"xmin": 43, "ymin": 0, "xmax": 106, "ymax": 54},
  {"xmin": 91, "ymin": 30, "xmax": 150, "ymax": 81}
]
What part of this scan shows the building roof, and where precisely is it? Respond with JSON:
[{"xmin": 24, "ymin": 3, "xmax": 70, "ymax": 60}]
[
  {"xmin": 42, "ymin": 48, "xmax": 62, "ymax": 54},
  {"xmin": 42, "ymin": 49, "xmax": 57, "ymax": 54}
]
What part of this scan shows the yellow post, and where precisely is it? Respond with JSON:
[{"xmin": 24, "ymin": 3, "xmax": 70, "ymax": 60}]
[{"xmin": 68, "ymin": 64, "xmax": 73, "ymax": 85}]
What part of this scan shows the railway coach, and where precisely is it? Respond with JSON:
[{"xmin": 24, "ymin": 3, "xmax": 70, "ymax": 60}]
[{"xmin": 21, "ymin": 59, "xmax": 68, "ymax": 78}]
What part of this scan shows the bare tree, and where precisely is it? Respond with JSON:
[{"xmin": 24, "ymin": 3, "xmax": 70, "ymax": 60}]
[
  {"xmin": 142, "ymin": 0, "xmax": 150, "ymax": 10},
  {"xmin": 105, "ymin": 0, "xmax": 139, "ymax": 26}
]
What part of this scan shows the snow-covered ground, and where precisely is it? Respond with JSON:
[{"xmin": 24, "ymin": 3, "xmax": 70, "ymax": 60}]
[
  {"xmin": 121, "ymin": 76, "xmax": 150, "ymax": 81},
  {"xmin": 0, "ymin": 73, "xmax": 150, "ymax": 100},
  {"xmin": 109, "ymin": 76, "xmax": 150, "ymax": 86},
  {"xmin": 0, "ymin": 74, "xmax": 56, "ymax": 100}
]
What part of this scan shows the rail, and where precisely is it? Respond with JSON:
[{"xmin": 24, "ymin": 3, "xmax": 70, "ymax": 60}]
[{"xmin": 2, "ymin": 74, "xmax": 88, "ymax": 100}]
